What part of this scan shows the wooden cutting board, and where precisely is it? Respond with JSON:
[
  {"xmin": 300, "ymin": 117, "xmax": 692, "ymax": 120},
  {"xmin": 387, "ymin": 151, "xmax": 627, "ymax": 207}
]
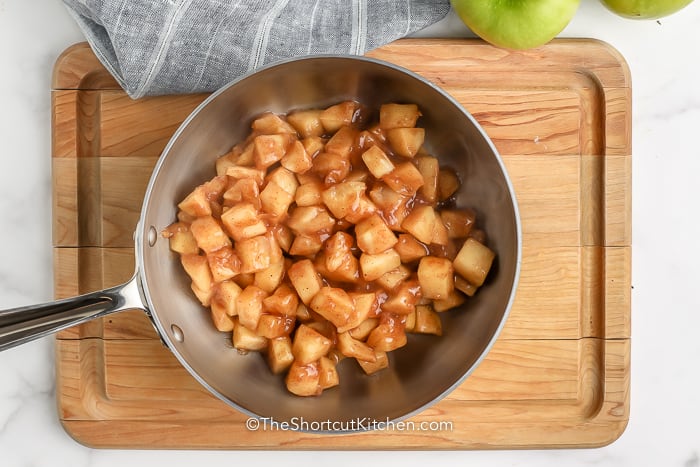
[{"xmin": 52, "ymin": 39, "xmax": 631, "ymax": 449}]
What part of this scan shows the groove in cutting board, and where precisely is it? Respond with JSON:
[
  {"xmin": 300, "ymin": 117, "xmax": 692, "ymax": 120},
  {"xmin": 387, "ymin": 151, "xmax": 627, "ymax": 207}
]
[{"xmin": 52, "ymin": 39, "xmax": 631, "ymax": 449}]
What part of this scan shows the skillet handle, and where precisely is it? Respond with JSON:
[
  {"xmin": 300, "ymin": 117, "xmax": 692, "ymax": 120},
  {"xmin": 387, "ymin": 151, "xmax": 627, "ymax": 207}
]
[{"xmin": 0, "ymin": 275, "xmax": 145, "ymax": 352}]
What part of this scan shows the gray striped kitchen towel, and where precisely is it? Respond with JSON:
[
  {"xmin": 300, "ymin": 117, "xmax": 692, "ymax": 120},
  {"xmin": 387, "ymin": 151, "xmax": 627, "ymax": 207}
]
[{"xmin": 62, "ymin": 0, "xmax": 451, "ymax": 99}]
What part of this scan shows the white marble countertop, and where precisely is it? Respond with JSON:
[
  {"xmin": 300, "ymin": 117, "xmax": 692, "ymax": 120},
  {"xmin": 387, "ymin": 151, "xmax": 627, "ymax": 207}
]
[{"xmin": 1, "ymin": 1, "xmax": 699, "ymax": 465}]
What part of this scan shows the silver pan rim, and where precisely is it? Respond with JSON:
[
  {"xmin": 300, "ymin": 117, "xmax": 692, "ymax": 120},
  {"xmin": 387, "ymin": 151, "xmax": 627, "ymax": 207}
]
[{"xmin": 133, "ymin": 54, "xmax": 522, "ymax": 432}]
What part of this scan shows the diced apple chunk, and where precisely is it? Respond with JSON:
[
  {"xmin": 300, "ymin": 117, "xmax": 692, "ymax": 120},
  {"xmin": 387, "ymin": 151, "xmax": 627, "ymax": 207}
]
[
  {"xmin": 367, "ymin": 315, "xmax": 407, "ymax": 352},
  {"xmin": 260, "ymin": 182, "xmax": 294, "ymax": 218},
  {"xmin": 353, "ymin": 292, "xmax": 381, "ymax": 319},
  {"xmin": 337, "ymin": 331, "xmax": 376, "ymax": 362},
  {"xmin": 414, "ymin": 155, "xmax": 439, "ymax": 202},
  {"xmin": 357, "ymin": 350, "xmax": 389, "ymax": 375},
  {"xmin": 167, "ymin": 226, "xmax": 199, "ymax": 255},
  {"xmin": 206, "ymin": 246, "xmax": 241, "ymax": 282},
  {"xmin": 343, "ymin": 195, "xmax": 377, "ymax": 224},
  {"xmin": 348, "ymin": 317, "xmax": 379, "ymax": 341},
  {"xmin": 295, "ymin": 180, "xmax": 324, "ymax": 206},
  {"xmin": 233, "ymin": 318, "xmax": 268, "ymax": 351},
  {"xmin": 311, "ymin": 151, "xmax": 351, "ymax": 184},
  {"xmin": 254, "ymin": 260, "xmax": 285, "ymax": 293},
  {"xmin": 453, "ymin": 238, "xmax": 495, "ymax": 287},
  {"xmin": 203, "ymin": 175, "xmax": 228, "ymax": 199},
  {"xmin": 395, "ymin": 233, "xmax": 428, "ymax": 262},
  {"xmin": 437, "ymin": 168, "xmax": 461, "ymax": 201},
  {"xmin": 180, "ymin": 254, "xmax": 212, "ymax": 294},
  {"xmin": 441, "ymin": 209, "xmax": 476, "ymax": 239},
  {"xmin": 355, "ymin": 213, "xmax": 398, "ymax": 254},
  {"xmin": 404, "ymin": 308, "xmax": 416, "ymax": 332},
  {"xmin": 379, "ymin": 103, "xmax": 421, "ymax": 129},
  {"xmin": 292, "ymin": 324, "xmax": 333, "ymax": 365},
  {"xmin": 287, "ymin": 206, "xmax": 336, "ymax": 236},
  {"xmin": 285, "ymin": 360, "xmax": 321, "ymax": 397},
  {"xmin": 382, "ymin": 162, "xmax": 425, "ymax": 196},
  {"xmin": 455, "ymin": 275, "xmax": 478, "ymax": 297},
  {"xmin": 368, "ymin": 184, "xmax": 411, "ymax": 232},
  {"xmin": 280, "ymin": 139, "xmax": 313, "ymax": 174},
  {"xmin": 375, "ymin": 265, "xmax": 411, "ymax": 291},
  {"xmin": 263, "ymin": 284, "xmax": 298, "ymax": 317},
  {"xmin": 254, "ymin": 134, "xmax": 289, "ymax": 170},
  {"xmin": 309, "ymin": 287, "xmax": 355, "ymax": 331},
  {"xmin": 302, "ymin": 136, "xmax": 325, "ymax": 157},
  {"xmin": 251, "ymin": 112, "xmax": 297, "ymax": 135},
  {"xmin": 257, "ymin": 313, "xmax": 294, "ymax": 339},
  {"xmin": 387, "ymin": 127, "xmax": 424, "ymax": 158},
  {"xmin": 401, "ymin": 205, "xmax": 437, "ymax": 244},
  {"xmin": 267, "ymin": 336, "xmax": 294, "ymax": 374},
  {"xmin": 321, "ymin": 181, "xmax": 374, "ymax": 222},
  {"xmin": 433, "ymin": 290, "xmax": 467, "ymax": 312},
  {"xmin": 413, "ymin": 305, "xmax": 442, "ymax": 335},
  {"xmin": 360, "ymin": 248, "xmax": 401, "ymax": 282},
  {"xmin": 325, "ymin": 126, "xmax": 356, "ymax": 159},
  {"xmin": 318, "ymin": 356, "xmax": 339, "ymax": 389},
  {"xmin": 225, "ymin": 165, "xmax": 266, "ymax": 187},
  {"xmin": 270, "ymin": 224, "xmax": 293, "ymax": 252},
  {"xmin": 320, "ymin": 101, "xmax": 357, "ymax": 133},
  {"xmin": 267, "ymin": 166, "xmax": 299, "ymax": 196},
  {"xmin": 323, "ymin": 232, "xmax": 354, "ymax": 272},
  {"xmin": 210, "ymin": 305, "xmax": 235, "ymax": 332},
  {"xmin": 234, "ymin": 142, "xmax": 255, "ymax": 167},
  {"xmin": 235, "ymin": 235, "xmax": 272, "ymax": 273},
  {"xmin": 211, "ymin": 280, "xmax": 242, "ymax": 317},
  {"xmin": 288, "ymin": 259, "xmax": 324, "ymax": 305},
  {"xmin": 191, "ymin": 282, "xmax": 214, "ymax": 307},
  {"xmin": 215, "ymin": 150, "xmax": 238, "ymax": 176},
  {"xmin": 361, "ymin": 145, "xmax": 395, "ymax": 178},
  {"xmin": 431, "ymin": 214, "xmax": 450, "ymax": 246},
  {"xmin": 178, "ymin": 186, "xmax": 211, "ymax": 217},
  {"xmin": 314, "ymin": 251, "xmax": 360, "ymax": 284},
  {"xmin": 233, "ymin": 272, "xmax": 255, "ymax": 288},
  {"xmin": 333, "ymin": 292, "xmax": 377, "ymax": 333},
  {"xmin": 296, "ymin": 303, "xmax": 312, "ymax": 322},
  {"xmin": 417, "ymin": 256, "xmax": 455, "ymax": 300},
  {"xmin": 223, "ymin": 178, "xmax": 260, "ymax": 209},
  {"xmin": 220, "ymin": 203, "xmax": 267, "ymax": 241},
  {"xmin": 235, "ymin": 285, "xmax": 267, "ymax": 331},
  {"xmin": 382, "ymin": 280, "xmax": 421, "ymax": 315},
  {"xmin": 289, "ymin": 235, "xmax": 324, "ymax": 257},
  {"xmin": 287, "ymin": 109, "xmax": 324, "ymax": 138},
  {"xmin": 321, "ymin": 181, "xmax": 367, "ymax": 219}
]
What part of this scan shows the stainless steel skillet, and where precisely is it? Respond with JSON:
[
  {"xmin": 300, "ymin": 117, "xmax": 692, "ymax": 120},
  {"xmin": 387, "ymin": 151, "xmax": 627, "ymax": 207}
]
[{"xmin": 0, "ymin": 55, "xmax": 521, "ymax": 430}]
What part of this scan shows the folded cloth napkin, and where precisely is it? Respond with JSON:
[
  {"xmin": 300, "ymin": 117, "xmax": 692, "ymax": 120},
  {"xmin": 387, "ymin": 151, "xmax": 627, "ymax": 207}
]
[{"xmin": 62, "ymin": 0, "xmax": 450, "ymax": 98}]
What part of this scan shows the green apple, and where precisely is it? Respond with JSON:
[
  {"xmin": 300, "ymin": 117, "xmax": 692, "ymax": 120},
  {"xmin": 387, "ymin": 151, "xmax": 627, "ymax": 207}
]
[
  {"xmin": 599, "ymin": 0, "xmax": 694, "ymax": 19},
  {"xmin": 450, "ymin": 0, "xmax": 581, "ymax": 50}
]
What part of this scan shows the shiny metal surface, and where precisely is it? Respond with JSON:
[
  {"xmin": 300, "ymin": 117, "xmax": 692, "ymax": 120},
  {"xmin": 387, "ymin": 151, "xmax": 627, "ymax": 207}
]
[
  {"xmin": 138, "ymin": 56, "xmax": 522, "ymax": 429},
  {"xmin": 0, "ymin": 55, "xmax": 521, "ymax": 431},
  {"xmin": 0, "ymin": 275, "xmax": 145, "ymax": 351}
]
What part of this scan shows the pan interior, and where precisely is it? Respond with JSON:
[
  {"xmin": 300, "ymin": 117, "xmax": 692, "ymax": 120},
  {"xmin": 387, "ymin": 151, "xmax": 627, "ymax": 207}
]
[{"xmin": 138, "ymin": 56, "xmax": 520, "ymax": 426}]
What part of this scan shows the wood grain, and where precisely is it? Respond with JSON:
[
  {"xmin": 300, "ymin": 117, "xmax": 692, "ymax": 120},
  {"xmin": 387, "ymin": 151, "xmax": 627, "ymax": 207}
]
[
  {"xmin": 52, "ymin": 39, "xmax": 631, "ymax": 449},
  {"xmin": 55, "ymin": 337, "xmax": 629, "ymax": 448}
]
